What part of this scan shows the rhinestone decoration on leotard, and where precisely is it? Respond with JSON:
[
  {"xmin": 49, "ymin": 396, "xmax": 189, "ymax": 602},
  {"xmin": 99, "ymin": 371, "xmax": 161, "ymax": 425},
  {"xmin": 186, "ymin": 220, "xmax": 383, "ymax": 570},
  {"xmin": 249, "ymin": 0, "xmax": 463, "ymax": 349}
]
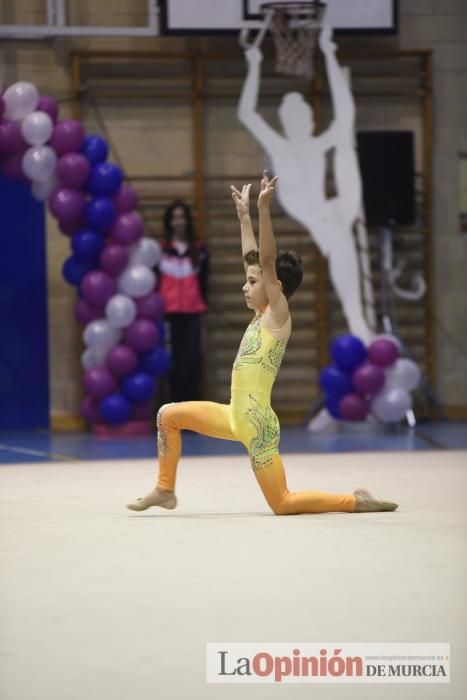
[
  {"xmin": 245, "ymin": 394, "xmax": 280, "ymax": 472},
  {"xmin": 233, "ymin": 315, "xmax": 263, "ymax": 370},
  {"xmin": 156, "ymin": 402, "xmax": 176, "ymax": 457}
]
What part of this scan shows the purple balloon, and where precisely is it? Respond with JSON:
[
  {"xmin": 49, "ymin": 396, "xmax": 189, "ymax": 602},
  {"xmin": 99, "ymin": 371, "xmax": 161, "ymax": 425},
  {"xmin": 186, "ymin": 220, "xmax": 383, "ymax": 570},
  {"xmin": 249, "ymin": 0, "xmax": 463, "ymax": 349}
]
[
  {"xmin": 110, "ymin": 212, "xmax": 144, "ymax": 245},
  {"xmin": 100, "ymin": 243, "xmax": 129, "ymax": 276},
  {"xmin": 113, "ymin": 185, "xmax": 139, "ymax": 213},
  {"xmin": 352, "ymin": 362, "xmax": 386, "ymax": 397},
  {"xmin": 0, "ymin": 149, "xmax": 28, "ymax": 181},
  {"xmin": 57, "ymin": 153, "xmax": 90, "ymax": 188},
  {"xmin": 368, "ymin": 339, "xmax": 400, "ymax": 368},
  {"xmin": 50, "ymin": 119, "xmax": 85, "ymax": 155},
  {"xmin": 135, "ymin": 292, "xmax": 165, "ymax": 320},
  {"xmin": 80, "ymin": 395, "xmax": 101, "ymax": 423},
  {"xmin": 49, "ymin": 188, "xmax": 86, "ymax": 224},
  {"xmin": 339, "ymin": 393, "xmax": 370, "ymax": 422},
  {"xmin": 123, "ymin": 319, "xmax": 159, "ymax": 352},
  {"xmin": 107, "ymin": 345, "xmax": 138, "ymax": 376},
  {"xmin": 83, "ymin": 367, "xmax": 117, "ymax": 399},
  {"xmin": 58, "ymin": 216, "xmax": 85, "ymax": 237},
  {"xmin": 81, "ymin": 270, "xmax": 116, "ymax": 306},
  {"xmin": 74, "ymin": 298, "xmax": 104, "ymax": 325},
  {"xmin": 132, "ymin": 401, "xmax": 155, "ymax": 420},
  {"xmin": 0, "ymin": 119, "xmax": 25, "ymax": 154},
  {"xmin": 37, "ymin": 95, "xmax": 59, "ymax": 124}
]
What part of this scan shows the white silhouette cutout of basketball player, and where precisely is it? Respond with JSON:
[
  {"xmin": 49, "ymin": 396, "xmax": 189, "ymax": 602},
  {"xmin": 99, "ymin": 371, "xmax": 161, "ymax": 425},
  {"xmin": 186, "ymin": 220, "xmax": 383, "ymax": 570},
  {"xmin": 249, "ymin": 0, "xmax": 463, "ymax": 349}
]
[{"xmin": 238, "ymin": 24, "xmax": 373, "ymax": 343}]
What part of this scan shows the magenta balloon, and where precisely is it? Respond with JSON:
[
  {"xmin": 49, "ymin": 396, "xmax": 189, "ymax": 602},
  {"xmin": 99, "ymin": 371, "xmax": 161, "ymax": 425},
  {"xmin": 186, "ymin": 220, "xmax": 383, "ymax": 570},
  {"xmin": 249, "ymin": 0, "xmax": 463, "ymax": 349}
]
[
  {"xmin": 99, "ymin": 243, "xmax": 129, "ymax": 276},
  {"xmin": 83, "ymin": 367, "xmax": 117, "ymax": 399},
  {"xmin": 58, "ymin": 216, "xmax": 85, "ymax": 237},
  {"xmin": 110, "ymin": 212, "xmax": 144, "ymax": 244},
  {"xmin": 132, "ymin": 400, "xmax": 156, "ymax": 420},
  {"xmin": 107, "ymin": 344, "xmax": 138, "ymax": 376},
  {"xmin": 0, "ymin": 149, "xmax": 28, "ymax": 181},
  {"xmin": 80, "ymin": 395, "xmax": 101, "ymax": 423},
  {"xmin": 123, "ymin": 319, "xmax": 159, "ymax": 352},
  {"xmin": 352, "ymin": 362, "xmax": 386, "ymax": 397},
  {"xmin": 74, "ymin": 298, "xmax": 103, "ymax": 325},
  {"xmin": 36, "ymin": 96, "xmax": 59, "ymax": 124},
  {"xmin": 113, "ymin": 185, "xmax": 139, "ymax": 213},
  {"xmin": 81, "ymin": 270, "xmax": 116, "ymax": 307},
  {"xmin": 368, "ymin": 339, "xmax": 400, "ymax": 368},
  {"xmin": 57, "ymin": 152, "xmax": 90, "ymax": 188},
  {"xmin": 135, "ymin": 292, "xmax": 165, "ymax": 320},
  {"xmin": 0, "ymin": 119, "xmax": 25, "ymax": 154},
  {"xmin": 49, "ymin": 188, "xmax": 86, "ymax": 223},
  {"xmin": 339, "ymin": 393, "xmax": 370, "ymax": 422},
  {"xmin": 50, "ymin": 119, "xmax": 85, "ymax": 155}
]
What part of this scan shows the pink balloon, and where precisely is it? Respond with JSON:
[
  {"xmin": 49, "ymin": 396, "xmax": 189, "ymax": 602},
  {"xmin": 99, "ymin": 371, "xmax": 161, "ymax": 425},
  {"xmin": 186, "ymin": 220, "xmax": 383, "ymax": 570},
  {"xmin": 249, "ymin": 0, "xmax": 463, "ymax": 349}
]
[
  {"xmin": 81, "ymin": 270, "xmax": 116, "ymax": 306},
  {"xmin": 80, "ymin": 395, "xmax": 101, "ymax": 423},
  {"xmin": 135, "ymin": 292, "xmax": 165, "ymax": 320},
  {"xmin": 123, "ymin": 319, "xmax": 159, "ymax": 352},
  {"xmin": 0, "ymin": 119, "xmax": 25, "ymax": 154},
  {"xmin": 368, "ymin": 339, "xmax": 400, "ymax": 368},
  {"xmin": 50, "ymin": 119, "xmax": 85, "ymax": 155},
  {"xmin": 113, "ymin": 185, "xmax": 139, "ymax": 213},
  {"xmin": 74, "ymin": 298, "xmax": 104, "ymax": 325},
  {"xmin": 99, "ymin": 243, "xmax": 129, "ymax": 276},
  {"xmin": 49, "ymin": 188, "xmax": 86, "ymax": 223},
  {"xmin": 107, "ymin": 345, "xmax": 138, "ymax": 376},
  {"xmin": 37, "ymin": 95, "xmax": 59, "ymax": 124},
  {"xmin": 109, "ymin": 212, "xmax": 143, "ymax": 244},
  {"xmin": 83, "ymin": 367, "xmax": 117, "ymax": 399},
  {"xmin": 339, "ymin": 393, "xmax": 370, "ymax": 422},
  {"xmin": 57, "ymin": 152, "xmax": 90, "ymax": 188},
  {"xmin": 352, "ymin": 362, "xmax": 385, "ymax": 397}
]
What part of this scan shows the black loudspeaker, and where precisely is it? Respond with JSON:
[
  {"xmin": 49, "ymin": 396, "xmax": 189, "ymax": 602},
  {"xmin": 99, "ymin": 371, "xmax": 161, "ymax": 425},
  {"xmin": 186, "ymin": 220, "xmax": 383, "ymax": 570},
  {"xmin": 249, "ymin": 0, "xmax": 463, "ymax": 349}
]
[{"xmin": 357, "ymin": 131, "xmax": 415, "ymax": 226}]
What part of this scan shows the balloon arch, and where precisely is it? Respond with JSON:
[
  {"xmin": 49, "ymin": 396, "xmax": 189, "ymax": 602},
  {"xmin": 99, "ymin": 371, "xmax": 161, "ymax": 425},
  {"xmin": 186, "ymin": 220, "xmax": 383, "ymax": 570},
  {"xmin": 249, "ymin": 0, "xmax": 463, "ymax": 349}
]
[{"xmin": 0, "ymin": 81, "xmax": 170, "ymax": 432}]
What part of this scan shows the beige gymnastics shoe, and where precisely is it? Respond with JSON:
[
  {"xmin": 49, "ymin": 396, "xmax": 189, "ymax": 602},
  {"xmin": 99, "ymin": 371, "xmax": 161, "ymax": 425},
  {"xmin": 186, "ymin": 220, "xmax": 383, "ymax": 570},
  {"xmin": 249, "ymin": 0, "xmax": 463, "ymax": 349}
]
[
  {"xmin": 127, "ymin": 488, "xmax": 177, "ymax": 512},
  {"xmin": 353, "ymin": 487, "xmax": 398, "ymax": 512}
]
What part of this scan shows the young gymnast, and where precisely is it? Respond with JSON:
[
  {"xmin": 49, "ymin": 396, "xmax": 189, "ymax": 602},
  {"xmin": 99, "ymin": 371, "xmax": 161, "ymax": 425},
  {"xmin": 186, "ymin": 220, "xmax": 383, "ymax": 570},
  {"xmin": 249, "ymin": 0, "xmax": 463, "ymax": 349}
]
[{"xmin": 127, "ymin": 173, "xmax": 398, "ymax": 515}]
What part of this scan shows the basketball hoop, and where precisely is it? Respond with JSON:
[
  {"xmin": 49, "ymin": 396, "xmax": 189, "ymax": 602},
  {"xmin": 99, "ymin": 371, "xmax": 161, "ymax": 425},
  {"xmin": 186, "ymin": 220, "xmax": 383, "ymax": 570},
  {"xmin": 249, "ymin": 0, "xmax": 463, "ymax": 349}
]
[{"xmin": 261, "ymin": 1, "xmax": 326, "ymax": 79}]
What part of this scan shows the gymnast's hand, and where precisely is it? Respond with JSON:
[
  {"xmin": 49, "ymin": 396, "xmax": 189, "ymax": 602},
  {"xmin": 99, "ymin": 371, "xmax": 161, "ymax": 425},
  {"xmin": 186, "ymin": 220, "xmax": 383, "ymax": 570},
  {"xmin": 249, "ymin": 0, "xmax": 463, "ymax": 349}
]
[
  {"xmin": 258, "ymin": 170, "xmax": 278, "ymax": 209},
  {"xmin": 244, "ymin": 46, "xmax": 263, "ymax": 65},
  {"xmin": 230, "ymin": 183, "xmax": 251, "ymax": 219}
]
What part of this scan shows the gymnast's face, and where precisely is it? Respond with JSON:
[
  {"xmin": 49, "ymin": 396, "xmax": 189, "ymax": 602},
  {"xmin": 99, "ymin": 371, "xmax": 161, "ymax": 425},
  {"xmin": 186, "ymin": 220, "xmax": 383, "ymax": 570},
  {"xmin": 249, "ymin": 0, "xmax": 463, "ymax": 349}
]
[{"xmin": 243, "ymin": 265, "xmax": 268, "ymax": 312}]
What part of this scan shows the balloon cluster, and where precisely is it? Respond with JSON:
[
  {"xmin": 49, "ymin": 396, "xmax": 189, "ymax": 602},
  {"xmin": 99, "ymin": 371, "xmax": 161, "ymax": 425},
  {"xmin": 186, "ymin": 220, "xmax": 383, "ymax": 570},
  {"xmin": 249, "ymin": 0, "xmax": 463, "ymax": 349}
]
[
  {"xmin": 0, "ymin": 81, "xmax": 171, "ymax": 426},
  {"xmin": 320, "ymin": 334, "xmax": 421, "ymax": 423}
]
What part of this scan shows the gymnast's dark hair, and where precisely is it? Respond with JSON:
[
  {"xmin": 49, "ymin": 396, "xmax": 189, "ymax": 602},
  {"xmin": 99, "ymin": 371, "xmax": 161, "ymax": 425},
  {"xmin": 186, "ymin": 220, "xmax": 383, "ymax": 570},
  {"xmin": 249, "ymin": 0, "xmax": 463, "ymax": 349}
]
[
  {"xmin": 163, "ymin": 199, "xmax": 199, "ymax": 266},
  {"xmin": 243, "ymin": 249, "xmax": 303, "ymax": 299}
]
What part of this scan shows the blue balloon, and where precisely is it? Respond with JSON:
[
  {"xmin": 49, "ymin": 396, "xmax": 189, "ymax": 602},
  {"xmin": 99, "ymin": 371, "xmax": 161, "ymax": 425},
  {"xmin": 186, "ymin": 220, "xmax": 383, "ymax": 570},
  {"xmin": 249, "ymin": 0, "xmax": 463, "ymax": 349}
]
[
  {"xmin": 72, "ymin": 228, "xmax": 105, "ymax": 262},
  {"xmin": 319, "ymin": 365, "xmax": 353, "ymax": 399},
  {"xmin": 80, "ymin": 134, "xmax": 108, "ymax": 165},
  {"xmin": 85, "ymin": 197, "xmax": 116, "ymax": 232},
  {"xmin": 155, "ymin": 321, "xmax": 166, "ymax": 343},
  {"xmin": 62, "ymin": 255, "xmax": 94, "ymax": 287},
  {"xmin": 139, "ymin": 347, "xmax": 171, "ymax": 376},
  {"xmin": 330, "ymin": 334, "xmax": 367, "ymax": 372},
  {"xmin": 121, "ymin": 372, "xmax": 155, "ymax": 403},
  {"xmin": 326, "ymin": 395, "xmax": 342, "ymax": 420},
  {"xmin": 86, "ymin": 163, "xmax": 123, "ymax": 197},
  {"xmin": 99, "ymin": 393, "xmax": 131, "ymax": 425}
]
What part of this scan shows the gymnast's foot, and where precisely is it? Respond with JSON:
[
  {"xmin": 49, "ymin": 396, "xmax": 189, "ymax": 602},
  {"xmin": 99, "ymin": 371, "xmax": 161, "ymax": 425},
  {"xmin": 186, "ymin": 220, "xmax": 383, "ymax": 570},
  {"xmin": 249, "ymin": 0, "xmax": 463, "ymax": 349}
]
[
  {"xmin": 127, "ymin": 488, "xmax": 177, "ymax": 512},
  {"xmin": 353, "ymin": 487, "xmax": 398, "ymax": 512}
]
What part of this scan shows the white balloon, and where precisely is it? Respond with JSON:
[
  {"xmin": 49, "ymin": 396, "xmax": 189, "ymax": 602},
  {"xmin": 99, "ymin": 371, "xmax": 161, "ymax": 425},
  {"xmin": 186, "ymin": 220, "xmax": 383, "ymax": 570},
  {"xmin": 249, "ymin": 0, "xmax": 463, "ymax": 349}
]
[
  {"xmin": 118, "ymin": 264, "xmax": 156, "ymax": 299},
  {"xmin": 21, "ymin": 110, "xmax": 53, "ymax": 146},
  {"xmin": 83, "ymin": 319, "xmax": 121, "ymax": 352},
  {"xmin": 31, "ymin": 175, "xmax": 58, "ymax": 201},
  {"xmin": 385, "ymin": 358, "xmax": 421, "ymax": 392},
  {"xmin": 22, "ymin": 145, "xmax": 57, "ymax": 183},
  {"xmin": 129, "ymin": 238, "xmax": 161, "ymax": 268},
  {"xmin": 81, "ymin": 347, "xmax": 107, "ymax": 370},
  {"xmin": 371, "ymin": 387, "xmax": 411, "ymax": 423},
  {"xmin": 3, "ymin": 81, "xmax": 39, "ymax": 121},
  {"xmin": 105, "ymin": 294, "xmax": 137, "ymax": 329}
]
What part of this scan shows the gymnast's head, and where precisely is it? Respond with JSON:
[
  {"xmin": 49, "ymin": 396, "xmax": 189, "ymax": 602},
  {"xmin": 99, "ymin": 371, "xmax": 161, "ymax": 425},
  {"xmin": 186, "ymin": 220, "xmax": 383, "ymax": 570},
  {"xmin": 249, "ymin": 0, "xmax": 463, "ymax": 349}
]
[
  {"xmin": 278, "ymin": 92, "xmax": 314, "ymax": 139},
  {"xmin": 243, "ymin": 249, "xmax": 303, "ymax": 300}
]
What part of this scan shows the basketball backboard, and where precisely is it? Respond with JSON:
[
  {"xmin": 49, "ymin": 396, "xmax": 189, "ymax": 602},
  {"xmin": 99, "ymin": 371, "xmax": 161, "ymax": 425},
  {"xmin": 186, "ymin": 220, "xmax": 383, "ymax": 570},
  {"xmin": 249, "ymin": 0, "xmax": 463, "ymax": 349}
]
[{"xmin": 159, "ymin": 0, "xmax": 398, "ymax": 35}]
